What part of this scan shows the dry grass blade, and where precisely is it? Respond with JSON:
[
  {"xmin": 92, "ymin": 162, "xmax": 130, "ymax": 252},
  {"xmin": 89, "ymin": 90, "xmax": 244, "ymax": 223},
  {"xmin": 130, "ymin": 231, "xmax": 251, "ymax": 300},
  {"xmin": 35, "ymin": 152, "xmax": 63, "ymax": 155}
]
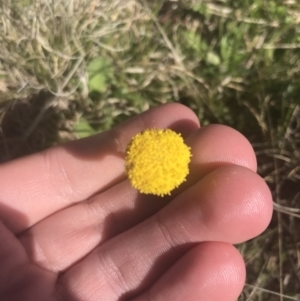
[{"xmin": 245, "ymin": 284, "xmax": 300, "ymax": 300}]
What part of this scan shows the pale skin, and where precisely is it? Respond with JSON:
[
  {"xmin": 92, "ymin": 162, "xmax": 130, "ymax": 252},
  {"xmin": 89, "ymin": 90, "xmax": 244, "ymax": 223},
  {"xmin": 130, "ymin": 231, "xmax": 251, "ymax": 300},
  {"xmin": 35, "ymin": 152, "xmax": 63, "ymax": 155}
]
[{"xmin": 0, "ymin": 103, "xmax": 273, "ymax": 301}]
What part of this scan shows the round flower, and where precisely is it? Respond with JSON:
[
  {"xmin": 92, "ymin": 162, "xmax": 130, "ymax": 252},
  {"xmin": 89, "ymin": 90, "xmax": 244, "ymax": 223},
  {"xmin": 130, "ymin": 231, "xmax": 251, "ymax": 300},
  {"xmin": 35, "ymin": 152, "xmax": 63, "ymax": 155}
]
[{"xmin": 125, "ymin": 128, "xmax": 192, "ymax": 196}]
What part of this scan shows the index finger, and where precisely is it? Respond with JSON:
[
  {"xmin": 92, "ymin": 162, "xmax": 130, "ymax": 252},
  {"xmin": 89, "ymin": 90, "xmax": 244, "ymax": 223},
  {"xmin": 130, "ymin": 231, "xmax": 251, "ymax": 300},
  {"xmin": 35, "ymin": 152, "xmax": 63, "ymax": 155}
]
[{"xmin": 0, "ymin": 103, "xmax": 200, "ymax": 233}]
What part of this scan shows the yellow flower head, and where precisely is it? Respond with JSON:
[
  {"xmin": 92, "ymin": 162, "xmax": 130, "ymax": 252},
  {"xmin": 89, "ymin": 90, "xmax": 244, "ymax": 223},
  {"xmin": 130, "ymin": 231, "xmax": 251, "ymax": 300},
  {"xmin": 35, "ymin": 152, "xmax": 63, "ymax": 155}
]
[{"xmin": 125, "ymin": 128, "xmax": 192, "ymax": 197}]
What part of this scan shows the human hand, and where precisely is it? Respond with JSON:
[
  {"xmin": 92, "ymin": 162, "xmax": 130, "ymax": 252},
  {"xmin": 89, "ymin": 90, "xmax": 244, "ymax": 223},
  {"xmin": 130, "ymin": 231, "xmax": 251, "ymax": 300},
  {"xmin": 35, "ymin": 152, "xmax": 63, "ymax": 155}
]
[{"xmin": 0, "ymin": 103, "xmax": 272, "ymax": 301}]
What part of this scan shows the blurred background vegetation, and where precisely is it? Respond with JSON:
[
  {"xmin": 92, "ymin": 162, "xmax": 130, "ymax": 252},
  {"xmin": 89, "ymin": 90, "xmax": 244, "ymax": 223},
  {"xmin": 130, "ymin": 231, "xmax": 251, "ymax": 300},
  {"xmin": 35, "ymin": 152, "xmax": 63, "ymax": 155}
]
[{"xmin": 1, "ymin": 0, "xmax": 300, "ymax": 300}]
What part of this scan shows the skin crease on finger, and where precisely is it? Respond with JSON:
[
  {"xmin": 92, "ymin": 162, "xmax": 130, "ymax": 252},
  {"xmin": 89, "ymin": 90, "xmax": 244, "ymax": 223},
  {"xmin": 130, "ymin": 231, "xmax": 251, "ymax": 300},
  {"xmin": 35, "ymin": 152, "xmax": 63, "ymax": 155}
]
[{"xmin": 19, "ymin": 123, "xmax": 260, "ymax": 273}]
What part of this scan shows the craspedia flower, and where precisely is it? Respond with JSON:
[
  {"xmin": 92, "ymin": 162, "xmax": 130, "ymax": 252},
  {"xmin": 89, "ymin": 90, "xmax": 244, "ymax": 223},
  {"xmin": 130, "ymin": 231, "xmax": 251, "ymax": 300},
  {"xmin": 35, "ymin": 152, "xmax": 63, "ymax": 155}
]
[{"xmin": 125, "ymin": 128, "xmax": 192, "ymax": 197}]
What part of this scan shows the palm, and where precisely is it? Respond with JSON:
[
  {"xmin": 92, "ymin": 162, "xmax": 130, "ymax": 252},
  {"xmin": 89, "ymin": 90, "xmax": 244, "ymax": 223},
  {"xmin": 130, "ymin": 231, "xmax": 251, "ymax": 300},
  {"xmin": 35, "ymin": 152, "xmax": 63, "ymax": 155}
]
[{"xmin": 0, "ymin": 104, "xmax": 272, "ymax": 301}]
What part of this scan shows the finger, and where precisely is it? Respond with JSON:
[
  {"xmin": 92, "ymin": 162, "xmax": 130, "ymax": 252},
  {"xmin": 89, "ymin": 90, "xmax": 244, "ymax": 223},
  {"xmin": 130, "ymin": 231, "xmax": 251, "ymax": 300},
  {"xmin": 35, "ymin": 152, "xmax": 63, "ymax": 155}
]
[
  {"xmin": 56, "ymin": 165, "xmax": 272, "ymax": 300},
  {"xmin": 0, "ymin": 103, "xmax": 200, "ymax": 233},
  {"xmin": 172, "ymin": 123, "xmax": 257, "ymax": 194},
  {"xmin": 132, "ymin": 242, "xmax": 245, "ymax": 301},
  {"xmin": 186, "ymin": 123, "xmax": 257, "ymax": 179},
  {"xmin": 20, "ymin": 126, "xmax": 257, "ymax": 272}
]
